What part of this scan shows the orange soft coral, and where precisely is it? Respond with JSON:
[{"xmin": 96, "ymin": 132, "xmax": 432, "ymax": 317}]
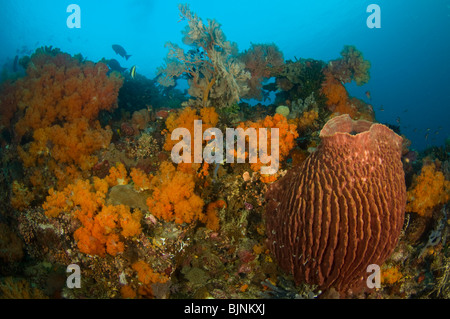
[
  {"xmin": 20, "ymin": 118, "xmax": 112, "ymax": 171},
  {"xmin": 146, "ymin": 161, "xmax": 205, "ymax": 224},
  {"xmin": 130, "ymin": 167, "xmax": 153, "ymax": 192},
  {"xmin": 14, "ymin": 51, "xmax": 123, "ymax": 137},
  {"xmin": 381, "ymin": 266, "xmax": 402, "ymax": 285},
  {"xmin": 234, "ymin": 113, "xmax": 298, "ymax": 179},
  {"xmin": 320, "ymin": 72, "xmax": 357, "ymax": 118},
  {"xmin": 163, "ymin": 107, "xmax": 219, "ymax": 159},
  {"xmin": 204, "ymin": 200, "xmax": 226, "ymax": 231},
  {"xmin": 42, "ymin": 165, "xmax": 143, "ymax": 257},
  {"xmin": 406, "ymin": 162, "xmax": 450, "ymax": 217},
  {"xmin": 131, "ymin": 108, "xmax": 151, "ymax": 132},
  {"xmin": 74, "ymin": 204, "xmax": 142, "ymax": 257},
  {"xmin": 11, "ymin": 49, "xmax": 123, "ymax": 194},
  {"xmin": 105, "ymin": 162, "xmax": 129, "ymax": 186},
  {"xmin": 132, "ymin": 260, "xmax": 169, "ymax": 285}
]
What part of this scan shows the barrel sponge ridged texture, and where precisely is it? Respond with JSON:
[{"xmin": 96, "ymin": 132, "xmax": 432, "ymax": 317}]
[{"xmin": 265, "ymin": 114, "xmax": 406, "ymax": 293}]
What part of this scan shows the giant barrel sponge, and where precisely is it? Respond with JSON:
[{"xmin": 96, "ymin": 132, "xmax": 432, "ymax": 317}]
[{"xmin": 265, "ymin": 114, "xmax": 406, "ymax": 294}]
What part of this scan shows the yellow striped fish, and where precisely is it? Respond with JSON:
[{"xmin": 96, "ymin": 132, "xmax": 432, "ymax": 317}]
[{"xmin": 130, "ymin": 65, "xmax": 136, "ymax": 79}]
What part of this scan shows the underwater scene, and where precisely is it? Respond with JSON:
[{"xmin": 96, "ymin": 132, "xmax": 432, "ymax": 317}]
[{"xmin": 0, "ymin": 0, "xmax": 449, "ymax": 302}]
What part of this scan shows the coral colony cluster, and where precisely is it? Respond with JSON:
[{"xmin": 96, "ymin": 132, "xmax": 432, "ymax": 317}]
[{"xmin": 0, "ymin": 4, "xmax": 449, "ymax": 299}]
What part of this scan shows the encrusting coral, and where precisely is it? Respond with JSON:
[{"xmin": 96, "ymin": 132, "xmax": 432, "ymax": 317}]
[{"xmin": 406, "ymin": 161, "xmax": 450, "ymax": 217}]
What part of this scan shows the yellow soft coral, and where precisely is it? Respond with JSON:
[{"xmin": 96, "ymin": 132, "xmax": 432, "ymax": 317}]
[
  {"xmin": 406, "ymin": 162, "xmax": 450, "ymax": 217},
  {"xmin": 381, "ymin": 266, "xmax": 402, "ymax": 285},
  {"xmin": 296, "ymin": 110, "xmax": 319, "ymax": 130},
  {"xmin": 146, "ymin": 161, "xmax": 205, "ymax": 224}
]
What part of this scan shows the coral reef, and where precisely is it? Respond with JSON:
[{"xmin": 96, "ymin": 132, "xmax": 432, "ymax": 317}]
[
  {"xmin": 265, "ymin": 115, "xmax": 406, "ymax": 294},
  {"xmin": 0, "ymin": 7, "xmax": 447, "ymax": 301}
]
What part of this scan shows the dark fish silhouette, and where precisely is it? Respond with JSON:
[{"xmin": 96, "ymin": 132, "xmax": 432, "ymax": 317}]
[
  {"xmin": 106, "ymin": 59, "xmax": 127, "ymax": 73},
  {"xmin": 13, "ymin": 55, "xmax": 19, "ymax": 72},
  {"xmin": 112, "ymin": 44, "xmax": 131, "ymax": 60}
]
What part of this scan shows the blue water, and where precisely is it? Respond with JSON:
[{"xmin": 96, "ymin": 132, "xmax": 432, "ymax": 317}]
[{"xmin": 1, "ymin": 0, "xmax": 449, "ymax": 150}]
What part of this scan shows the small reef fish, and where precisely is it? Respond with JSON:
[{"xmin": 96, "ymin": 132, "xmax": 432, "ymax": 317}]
[
  {"xmin": 396, "ymin": 117, "xmax": 401, "ymax": 124},
  {"xmin": 112, "ymin": 44, "xmax": 131, "ymax": 60},
  {"xmin": 106, "ymin": 59, "xmax": 127, "ymax": 73},
  {"xmin": 379, "ymin": 105, "xmax": 384, "ymax": 111},
  {"xmin": 130, "ymin": 65, "xmax": 137, "ymax": 79},
  {"xmin": 365, "ymin": 91, "xmax": 371, "ymax": 100}
]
